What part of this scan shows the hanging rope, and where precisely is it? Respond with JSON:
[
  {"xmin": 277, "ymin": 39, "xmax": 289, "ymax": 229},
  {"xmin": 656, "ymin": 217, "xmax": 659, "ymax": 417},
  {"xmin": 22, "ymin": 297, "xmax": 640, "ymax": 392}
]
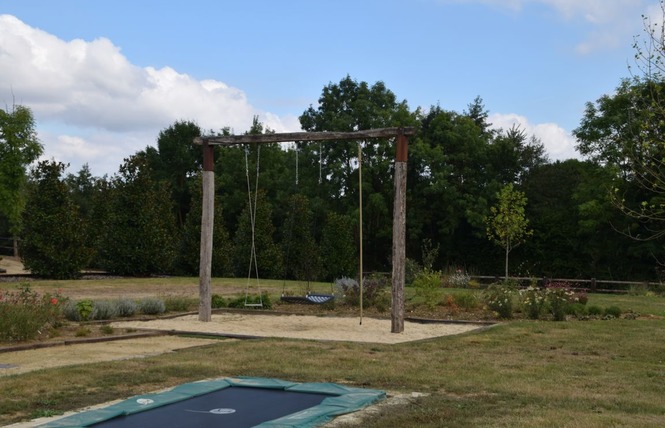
[
  {"xmin": 358, "ymin": 141, "xmax": 364, "ymax": 325},
  {"xmin": 295, "ymin": 142, "xmax": 299, "ymax": 186},
  {"xmin": 244, "ymin": 145, "xmax": 263, "ymax": 308}
]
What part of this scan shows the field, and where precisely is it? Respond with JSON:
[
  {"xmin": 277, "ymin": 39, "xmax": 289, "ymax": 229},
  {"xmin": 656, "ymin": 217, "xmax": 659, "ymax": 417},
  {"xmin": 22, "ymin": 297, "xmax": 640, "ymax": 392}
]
[{"xmin": 1, "ymin": 276, "xmax": 665, "ymax": 427}]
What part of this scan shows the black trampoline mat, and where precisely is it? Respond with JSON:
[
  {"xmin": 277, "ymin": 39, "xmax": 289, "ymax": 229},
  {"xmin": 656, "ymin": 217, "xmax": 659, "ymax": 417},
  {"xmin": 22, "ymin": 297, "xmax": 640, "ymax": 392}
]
[{"xmin": 92, "ymin": 386, "xmax": 333, "ymax": 428}]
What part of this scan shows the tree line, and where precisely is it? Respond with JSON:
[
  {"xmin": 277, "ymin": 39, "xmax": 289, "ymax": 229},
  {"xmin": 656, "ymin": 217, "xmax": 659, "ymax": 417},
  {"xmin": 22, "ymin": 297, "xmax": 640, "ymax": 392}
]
[{"xmin": 4, "ymin": 28, "xmax": 665, "ymax": 282}]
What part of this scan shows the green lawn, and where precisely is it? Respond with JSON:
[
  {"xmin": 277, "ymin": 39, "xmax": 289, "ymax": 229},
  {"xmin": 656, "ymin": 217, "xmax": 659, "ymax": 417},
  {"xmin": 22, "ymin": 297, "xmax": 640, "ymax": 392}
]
[{"xmin": 1, "ymin": 279, "xmax": 665, "ymax": 427}]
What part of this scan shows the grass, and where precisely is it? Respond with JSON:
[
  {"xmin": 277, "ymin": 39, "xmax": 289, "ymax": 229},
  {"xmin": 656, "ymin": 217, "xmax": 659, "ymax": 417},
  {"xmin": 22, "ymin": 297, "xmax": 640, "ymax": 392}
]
[{"xmin": 1, "ymin": 278, "xmax": 665, "ymax": 426}]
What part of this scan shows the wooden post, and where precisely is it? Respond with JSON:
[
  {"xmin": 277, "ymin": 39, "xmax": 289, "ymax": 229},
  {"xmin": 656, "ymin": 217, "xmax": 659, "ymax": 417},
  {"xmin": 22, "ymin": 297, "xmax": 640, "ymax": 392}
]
[
  {"xmin": 391, "ymin": 132, "xmax": 408, "ymax": 333},
  {"xmin": 198, "ymin": 141, "xmax": 215, "ymax": 322}
]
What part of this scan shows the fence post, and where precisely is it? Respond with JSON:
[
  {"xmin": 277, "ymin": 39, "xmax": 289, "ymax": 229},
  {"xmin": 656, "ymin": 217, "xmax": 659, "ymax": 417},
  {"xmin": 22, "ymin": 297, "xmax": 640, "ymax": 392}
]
[{"xmin": 590, "ymin": 278, "xmax": 596, "ymax": 292}]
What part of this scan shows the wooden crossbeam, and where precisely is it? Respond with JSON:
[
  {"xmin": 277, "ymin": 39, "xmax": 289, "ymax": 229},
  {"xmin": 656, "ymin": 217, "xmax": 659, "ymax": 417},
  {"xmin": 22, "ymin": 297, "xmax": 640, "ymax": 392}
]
[{"xmin": 193, "ymin": 127, "xmax": 417, "ymax": 146}]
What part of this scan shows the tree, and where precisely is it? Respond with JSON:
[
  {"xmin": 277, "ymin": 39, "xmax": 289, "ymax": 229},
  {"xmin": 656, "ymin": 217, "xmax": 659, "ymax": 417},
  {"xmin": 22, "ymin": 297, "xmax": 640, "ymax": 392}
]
[
  {"xmin": 21, "ymin": 161, "xmax": 91, "ymax": 278},
  {"xmin": 98, "ymin": 154, "xmax": 177, "ymax": 276},
  {"xmin": 320, "ymin": 212, "xmax": 357, "ymax": 281},
  {"xmin": 233, "ymin": 189, "xmax": 283, "ymax": 279},
  {"xmin": 486, "ymin": 183, "xmax": 532, "ymax": 279},
  {"xmin": 178, "ymin": 173, "xmax": 234, "ymax": 277},
  {"xmin": 0, "ymin": 104, "xmax": 43, "ymax": 255},
  {"xmin": 574, "ymin": 2, "xmax": 665, "ymax": 239},
  {"xmin": 281, "ymin": 193, "xmax": 321, "ymax": 283}
]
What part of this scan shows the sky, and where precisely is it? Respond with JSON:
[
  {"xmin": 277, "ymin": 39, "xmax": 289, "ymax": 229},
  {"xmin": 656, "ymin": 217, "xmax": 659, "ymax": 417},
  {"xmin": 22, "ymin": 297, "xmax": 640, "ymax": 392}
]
[{"xmin": 1, "ymin": 0, "xmax": 662, "ymax": 176}]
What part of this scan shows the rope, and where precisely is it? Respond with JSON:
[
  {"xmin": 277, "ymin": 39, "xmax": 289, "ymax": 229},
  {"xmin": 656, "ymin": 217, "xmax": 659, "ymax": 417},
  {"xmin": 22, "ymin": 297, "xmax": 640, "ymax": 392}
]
[
  {"xmin": 358, "ymin": 141, "xmax": 363, "ymax": 325},
  {"xmin": 244, "ymin": 145, "xmax": 263, "ymax": 307}
]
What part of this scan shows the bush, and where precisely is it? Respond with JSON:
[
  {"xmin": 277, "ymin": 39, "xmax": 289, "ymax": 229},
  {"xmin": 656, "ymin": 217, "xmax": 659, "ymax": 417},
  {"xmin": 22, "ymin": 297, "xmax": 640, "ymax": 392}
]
[
  {"xmin": 114, "ymin": 299, "xmax": 137, "ymax": 317},
  {"xmin": 443, "ymin": 268, "xmax": 470, "ymax": 288},
  {"xmin": 405, "ymin": 258, "xmax": 422, "ymax": 286},
  {"xmin": 520, "ymin": 286, "xmax": 546, "ymax": 320},
  {"xmin": 211, "ymin": 294, "xmax": 227, "ymax": 309},
  {"xmin": 546, "ymin": 283, "xmax": 576, "ymax": 321},
  {"xmin": 92, "ymin": 300, "xmax": 117, "ymax": 320},
  {"xmin": 139, "ymin": 297, "xmax": 166, "ymax": 315},
  {"xmin": 604, "ymin": 306, "xmax": 622, "ymax": 318},
  {"xmin": 451, "ymin": 291, "xmax": 479, "ymax": 310},
  {"xmin": 63, "ymin": 300, "xmax": 82, "ymax": 322},
  {"xmin": 0, "ymin": 286, "xmax": 65, "ymax": 342},
  {"xmin": 588, "ymin": 305, "xmax": 603, "ymax": 316},
  {"xmin": 76, "ymin": 299, "xmax": 94, "ymax": 321},
  {"xmin": 163, "ymin": 295, "xmax": 196, "ymax": 312},
  {"xmin": 483, "ymin": 283, "xmax": 516, "ymax": 319},
  {"xmin": 567, "ymin": 302, "xmax": 588, "ymax": 317},
  {"xmin": 412, "ymin": 270, "xmax": 442, "ymax": 309}
]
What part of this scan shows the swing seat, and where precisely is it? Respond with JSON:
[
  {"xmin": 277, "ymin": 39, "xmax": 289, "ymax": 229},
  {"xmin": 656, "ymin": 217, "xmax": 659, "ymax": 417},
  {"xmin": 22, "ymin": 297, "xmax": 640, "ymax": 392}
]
[{"xmin": 281, "ymin": 293, "xmax": 335, "ymax": 305}]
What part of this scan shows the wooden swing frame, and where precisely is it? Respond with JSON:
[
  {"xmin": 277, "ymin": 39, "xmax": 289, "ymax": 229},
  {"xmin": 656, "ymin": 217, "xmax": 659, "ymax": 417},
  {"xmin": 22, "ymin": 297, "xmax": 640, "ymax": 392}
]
[{"xmin": 193, "ymin": 126, "xmax": 415, "ymax": 333}]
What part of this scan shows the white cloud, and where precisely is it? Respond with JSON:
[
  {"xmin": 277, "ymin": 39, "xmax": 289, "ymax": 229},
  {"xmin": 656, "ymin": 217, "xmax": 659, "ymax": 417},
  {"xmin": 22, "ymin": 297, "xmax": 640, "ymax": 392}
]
[
  {"xmin": 439, "ymin": 0, "xmax": 650, "ymax": 53},
  {"xmin": 489, "ymin": 113, "xmax": 580, "ymax": 161},
  {"xmin": 0, "ymin": 15, "xmax": 299, "ymax": 176}
]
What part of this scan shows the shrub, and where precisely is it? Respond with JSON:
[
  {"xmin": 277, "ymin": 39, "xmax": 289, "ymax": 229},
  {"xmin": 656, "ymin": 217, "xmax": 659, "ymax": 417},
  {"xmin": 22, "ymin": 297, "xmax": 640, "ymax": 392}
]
[
  {"xmin": 92, "ymin": 300, "xmax": 117, "ymax": 320},
  {"xmin": 444, "ymin": 268, "xmax": 471, "ymax": 288},
  {"xmin": 63, "ymin": 300, "xmax": 82, "ymax": 322},
  {"xmin": 588, "ymin": 305, "xmax": 603, "ymax": 316},
  {"xmin": 483, "ymin": 283, "xmax": 516, "ymax": 319},
  {"xmin": 405, "ymin": 258, "xmax": 422, "ymax": 286},
  {"xmin": 0, "ymin": 286, "xmax": 65, "ymax": 342},
  {"xmin": 452, "ymin": 291, "xmax": 479, "ymax": 310},
  {"xmin": 604, "ymin": 306, "xmax": 622, "ymax": 318},
  {"xmin": 412, "ymin": 270, "xmax": 442, "ymax": 309},
  {"xmin": 139, "ymin": 297, "xmax": 166, "ymax": 315},
  {"xmin": 520, "ymin": 286, "xmax": 546, "ymax": 320},
  {"xmin": 567, "ymin": 302, "xmax": 588, "ymax": 317},
  {"xmin": 211, "ymin": 294, "xmax": 227, "ymax": 309},
  {"xmin": 163, "ymin": 295, "xmax": 196, "ymax": 312},
  {"xmin": 546, "ymin": 282, "xmax": 576, "ymax": 321},
  {"xmin": 114, "ymin": 299, "xmax": 137, "ymax": 317},
  {"xmin": 76, "ymin": 299, "xmax": 94, "ymax": 321},
  {"xmin": 336, "ymin": 275, "xmax": 390, "ymax": 309}
]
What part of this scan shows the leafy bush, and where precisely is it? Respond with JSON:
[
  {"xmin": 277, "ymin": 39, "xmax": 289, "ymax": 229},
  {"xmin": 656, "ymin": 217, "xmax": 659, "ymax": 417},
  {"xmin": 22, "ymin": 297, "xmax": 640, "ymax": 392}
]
[
  {"xmin": 546, "ymin": 282, "xmax": 576, "ymax": 321},
  {"xmin": 604, "ymin": 306, "xmax": 622, "ymax": 318},
  {"xmin": 443, "ymin": 268, "xmax": 470, "ymax": 288},
  {"xmin": 211, "ymin": 294, "xmax": 227, "ymax": 309},
  {"xmin": 588, "ymin": 305, "xmax": 603, "ymax": 316},
  {"xmin": 114, "ymin": 299, "xmax": 137, "ymax": 317},
  {"xmin": 520, "ymin": 286, "xmax": 546, "ymax": 320},
  {"xmin": 451, "ymin": 291, "xmax": 479, "ymax": 310},
  {"xmin": 412, "ymin": 270, "xmax": 442, "ymax": 309},
  {"xmin": 405, "ymin": 258, "xmax": 422, "ymax": 286},
  {"xmin": 336, "ymin": 275, "xmax": 390, "ymax": 309},
  {"xmin": 139, "ymin": 297, "xmax": 166, "ymax": 315},
  {"xmin": 483, "ymin": 283, "xmax": 515, "ymax": 319},
  {"xmin": 76, "ymin": 299, "xmax": 94, "ymax": 321},
  {"xmin": 567, "ymin": 302, "xmax": 588, "ymax": 317},
  {"xmin": 0, "ymin": 286, "xmax": 65, "ymax": 342},
  {"xmin": 163, "ymin": 295, "xmax": 196, "ymax": 312},
  {"xmin": 92, "ymin": 300, "xmax": 117, "ymax": 320}
]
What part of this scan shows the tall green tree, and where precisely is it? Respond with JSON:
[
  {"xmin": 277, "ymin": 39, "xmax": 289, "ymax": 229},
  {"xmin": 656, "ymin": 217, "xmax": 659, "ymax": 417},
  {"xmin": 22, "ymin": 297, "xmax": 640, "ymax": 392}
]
[
  {"xmin": 320, "ymin": 211, "xmax": 357, "ymax": 281},
  {"xmin": 233, "ymin": 189, "xmax": 283, "ymax": 279},
  {"xmin": 98, "ymin": 154, "xmax": 177, "ymax": 276},
  {"xmin": 486, "ymin": 183, "xmax": 532, "ymax": 279},
  {"xmin": 21, "ymin": 161, "xmax": 91, "ymax": 279},
  {"xmin": 179, "ymin": 173, "xmax": 234, "ymax": 277},
  {"xmin": 0, "ymin": 104, "xmax": 43, "ymax": 255},
  {"xmin": 281, "ymin": 193, "xmax": 320, "ymax": 282},
  {"xmin": 299, "ymin": 75, "xmax": 417, "ymax": 269}
]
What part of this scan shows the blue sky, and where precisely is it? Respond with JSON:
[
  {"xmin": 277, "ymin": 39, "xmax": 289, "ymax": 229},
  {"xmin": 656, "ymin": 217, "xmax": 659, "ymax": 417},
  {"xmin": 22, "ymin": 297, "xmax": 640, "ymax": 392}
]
[{"xmin": 1, "ymin": 0, "xmax": 661, "ymax": 176}]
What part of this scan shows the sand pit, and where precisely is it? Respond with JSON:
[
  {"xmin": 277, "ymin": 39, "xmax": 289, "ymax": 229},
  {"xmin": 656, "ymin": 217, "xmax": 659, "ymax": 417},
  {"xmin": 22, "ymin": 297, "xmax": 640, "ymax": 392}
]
[{"xmin": 111, "ymin": 313, "xmax": 487, "ymax": 344}]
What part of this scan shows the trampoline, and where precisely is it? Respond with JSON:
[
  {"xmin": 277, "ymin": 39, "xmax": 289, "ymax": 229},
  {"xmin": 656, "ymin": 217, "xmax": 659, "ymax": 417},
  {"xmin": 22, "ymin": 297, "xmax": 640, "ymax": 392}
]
[{"xmin": 38, "ymin": 377, "xmax": 385, "ymax": 428}]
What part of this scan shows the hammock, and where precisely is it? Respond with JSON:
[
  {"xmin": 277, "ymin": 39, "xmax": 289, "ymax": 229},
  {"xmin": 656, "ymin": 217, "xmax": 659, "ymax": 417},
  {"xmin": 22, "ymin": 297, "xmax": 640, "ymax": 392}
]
[{"xmin": 280, "ymin": 293, "xmax": 335, "ymax": 305}]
